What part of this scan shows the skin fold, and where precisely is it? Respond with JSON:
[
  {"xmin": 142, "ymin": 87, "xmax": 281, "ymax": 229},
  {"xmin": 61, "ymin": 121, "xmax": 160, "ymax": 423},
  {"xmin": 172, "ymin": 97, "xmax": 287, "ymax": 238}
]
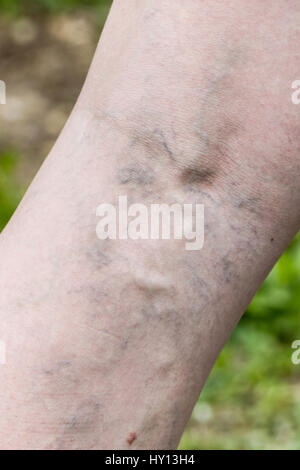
[{"xmin": 0, "ymin": 0, "xmax": 299, "ymax": 449}]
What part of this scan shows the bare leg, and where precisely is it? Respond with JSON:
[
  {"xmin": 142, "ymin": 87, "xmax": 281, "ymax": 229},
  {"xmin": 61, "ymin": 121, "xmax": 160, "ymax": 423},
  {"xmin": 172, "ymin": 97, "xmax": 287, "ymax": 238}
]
[{"xmin": 0, "ymin": 0, "xmax": 299, "ymax": 449}]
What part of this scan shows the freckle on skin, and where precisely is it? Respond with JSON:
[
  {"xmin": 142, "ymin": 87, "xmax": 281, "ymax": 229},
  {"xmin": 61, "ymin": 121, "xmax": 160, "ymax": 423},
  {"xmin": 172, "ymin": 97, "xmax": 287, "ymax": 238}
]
[{"xmin": 127, "ymin": 432, "xmax": 137, "ymax": 445}]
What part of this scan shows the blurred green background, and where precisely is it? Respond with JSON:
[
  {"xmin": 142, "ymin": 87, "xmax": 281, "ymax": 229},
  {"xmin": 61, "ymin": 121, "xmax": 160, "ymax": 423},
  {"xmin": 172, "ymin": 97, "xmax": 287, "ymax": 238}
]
[{"xmin": 0, "ymin": 0, "xmax": 300, "ymax": 450}]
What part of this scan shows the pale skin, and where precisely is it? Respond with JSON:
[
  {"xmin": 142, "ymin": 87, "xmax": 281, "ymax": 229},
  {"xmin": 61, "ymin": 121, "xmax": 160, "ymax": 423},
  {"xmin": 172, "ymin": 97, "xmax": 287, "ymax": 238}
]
[{"xmin": 0, "ymin": 0, "xmax": 300, "ymax": 449}]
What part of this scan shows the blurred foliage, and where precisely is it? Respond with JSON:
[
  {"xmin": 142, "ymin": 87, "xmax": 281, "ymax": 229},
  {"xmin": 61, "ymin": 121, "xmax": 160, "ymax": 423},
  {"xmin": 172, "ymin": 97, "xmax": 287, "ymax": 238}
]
[
  {"xmin": 0, "ymin": 150, "xmax": 22, "ymax": 231},
  {"xmin": 0, "ymin": 0, "xmax": 300, "ymax": 451},
  {"xmin": 0, "ymin": 0, "xmax": 112, "ymax": 16}
]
